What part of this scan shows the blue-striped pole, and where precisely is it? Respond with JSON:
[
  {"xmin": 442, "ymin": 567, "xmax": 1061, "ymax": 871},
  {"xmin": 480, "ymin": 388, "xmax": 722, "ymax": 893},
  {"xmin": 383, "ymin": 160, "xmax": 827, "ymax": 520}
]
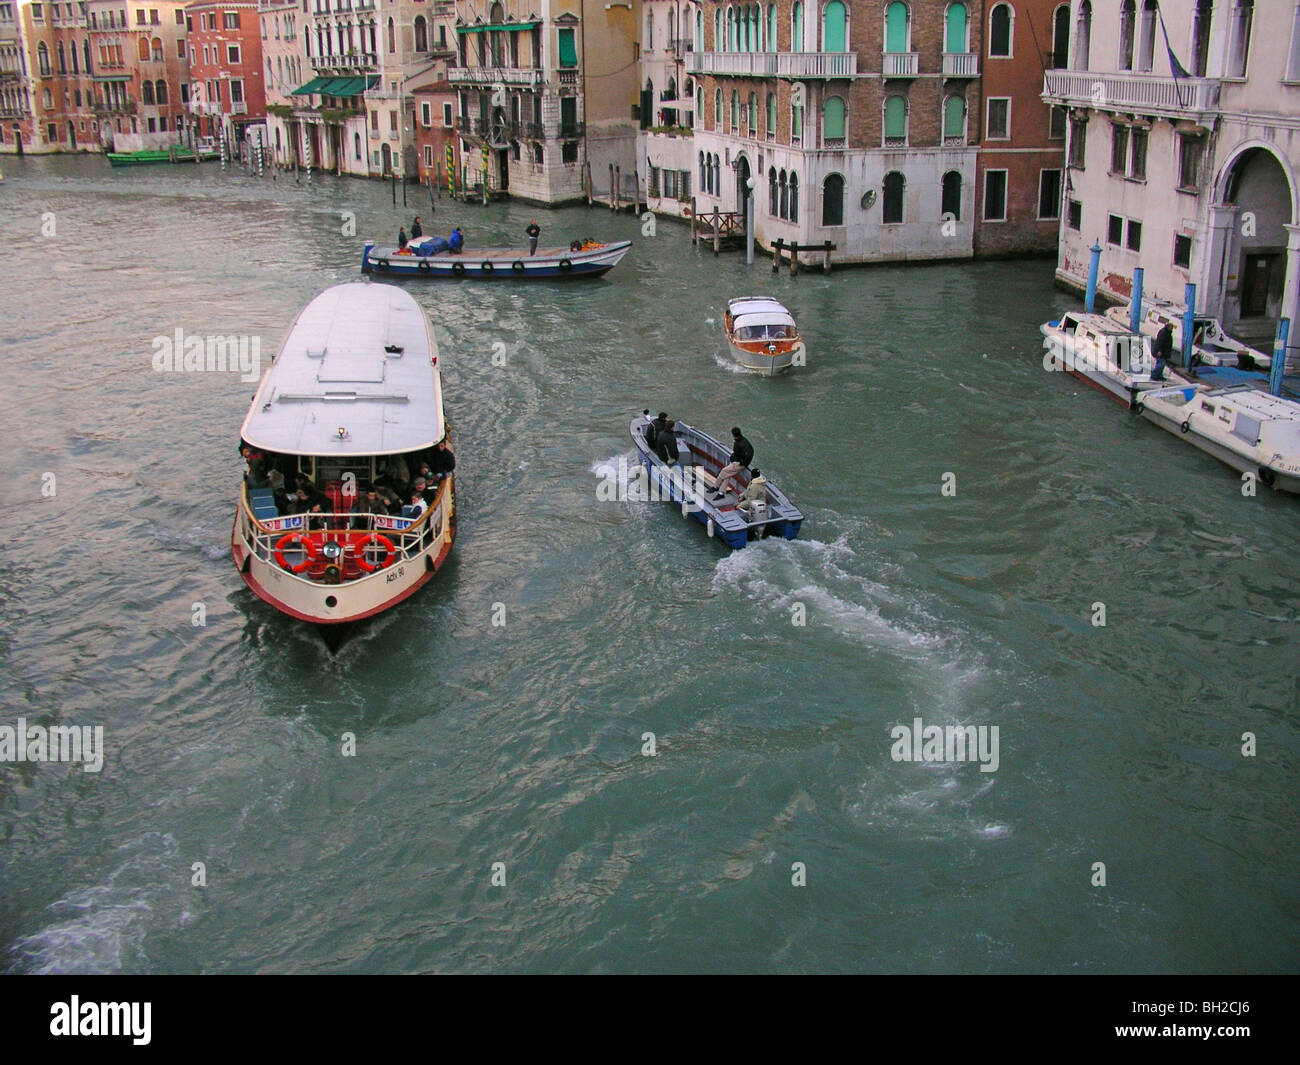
[
  {"xmin": 1085, "ymin": 241, "xmax": 1102, "ymax": 313},
  {"xmin": 1182, "ymin": 283, "xmax": 1197, "ymax": 368},
  {"xmin": 1271, "ymin": 318, "xmax": 1289, "ymax": 396},
  {"xmin": 1129, "ymin": 267, "xmax": 1144, "ymax": 333}
]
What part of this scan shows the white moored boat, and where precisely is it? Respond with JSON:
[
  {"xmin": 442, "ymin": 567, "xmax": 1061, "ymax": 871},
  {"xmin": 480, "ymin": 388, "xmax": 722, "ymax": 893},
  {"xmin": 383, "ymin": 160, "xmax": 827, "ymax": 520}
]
[
  {"xmin": 231, "ymin": 282, "xmax": 456, "ymax": 626},
  {"xmin": 723, "ymin": 297, "xmax": 805, "ymax": 375},
  {"xmin": 1134, "ymin": 383, "xmax": 1300, "ymax": 492},
  {"xmin": 1104, "ymin": 301, "xmax": 1272, "ymax": 371},
  {"xmin": 1041, "ymin": 311, "xmax": 1168, "ymax": 407}
]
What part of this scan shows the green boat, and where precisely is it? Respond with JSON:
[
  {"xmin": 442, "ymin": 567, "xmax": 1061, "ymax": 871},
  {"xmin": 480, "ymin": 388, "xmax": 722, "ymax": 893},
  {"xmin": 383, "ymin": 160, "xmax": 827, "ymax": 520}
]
[{"xmin": 107, "ymin": 145, "xmax": 216, "ymax": 166}]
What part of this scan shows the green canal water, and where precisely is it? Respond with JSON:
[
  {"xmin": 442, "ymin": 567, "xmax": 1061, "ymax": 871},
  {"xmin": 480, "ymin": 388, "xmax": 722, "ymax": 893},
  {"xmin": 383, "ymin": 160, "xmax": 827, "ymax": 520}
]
[{"xmin": 0, "ymin": 156, "xmax": 1296, "ymax": 973}]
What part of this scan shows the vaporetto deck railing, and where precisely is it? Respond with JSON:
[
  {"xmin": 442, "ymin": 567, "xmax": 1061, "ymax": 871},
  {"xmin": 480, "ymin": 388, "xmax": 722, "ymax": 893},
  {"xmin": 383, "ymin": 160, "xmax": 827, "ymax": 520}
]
[{"xmin": 1042, "ymin": 70, "xmax": 1221, "ymax": 117}]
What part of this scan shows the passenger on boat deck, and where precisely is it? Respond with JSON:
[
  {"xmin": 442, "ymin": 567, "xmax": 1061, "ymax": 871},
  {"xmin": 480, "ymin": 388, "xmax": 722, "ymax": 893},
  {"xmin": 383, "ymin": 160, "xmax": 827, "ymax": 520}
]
[
  {"xmin": 1152, "ymin": 322, "xmax": 1173, "ymax": 382},
  {"xmin": 398, "ymin": 227, "xmax": 408, "ymax": 250},
  {"xmin": 736, "ymin": 469, "xmax": 767, "ymax": 515},
  {"xmin": 655, "ymin": 420, "xmax": 680, "ymax": 463},
  {"xmin": 430, "ymin": 438, "xmax": 455, "ymax": 479},
  {"xmin": 411, "ymin": 217, "xmax": 423, "ymax": 239},
  {"xmin": 646, "ymin": 412, "xmax": 668, "ymax": 451},
  {"xmin": 416, "ymin": 478, "xmax": 437, "ymax": 505},
  {"xmin": 351, "ymin": 488, "xmax": 388, "ymax": 528},
  {"xmin": 711, "ymin": 427, "xmax": 754, "ymax": 499},
  {"xmin": 526, "ymin": 221, "xmax": 541, "ymax": 255},
  {"xmin": 241, "ymin": 446, "xmax": 269, "ymax": 487},
  {"xmin": 377, "ymin": 455, "xmax": 409, "ymax": 494},
  {"xmin": 405, "ymin": 491, "xmax": 428, "ymax": 519},
  {"xmin": 449, "ymin": 228, "xmax": 464, "ymax": 253},
  {"xmin": 374, "ymin": 484, "xmax": 401, "ymax": 513}
]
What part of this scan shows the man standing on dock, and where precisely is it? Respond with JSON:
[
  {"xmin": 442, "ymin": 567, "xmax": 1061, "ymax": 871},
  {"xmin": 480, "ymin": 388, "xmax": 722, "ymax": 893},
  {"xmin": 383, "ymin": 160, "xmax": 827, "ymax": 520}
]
[
  {"xmin": 526, "ymin": 221, "xmax": 541, "ymax": 255},
  {"xmin": 1152, "ymin": 322, "xmax": 1173, "ymax": 381}
]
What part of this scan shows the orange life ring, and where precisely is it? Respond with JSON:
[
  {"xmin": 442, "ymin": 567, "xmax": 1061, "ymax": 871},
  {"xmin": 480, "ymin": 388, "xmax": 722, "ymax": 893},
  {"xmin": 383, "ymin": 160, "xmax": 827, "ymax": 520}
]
[
  {"xmin": 274, "ymin": 532, "xmax": 317, "ymax": 573},
  {"xmin": 354, "ymin": 533, "xmax": 396, "ymax": 572}
]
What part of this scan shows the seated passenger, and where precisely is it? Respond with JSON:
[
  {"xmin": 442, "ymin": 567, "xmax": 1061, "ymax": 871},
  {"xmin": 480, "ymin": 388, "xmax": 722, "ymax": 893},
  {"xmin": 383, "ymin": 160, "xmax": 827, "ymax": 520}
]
[
  {"xmin": 241, "ymin": 446, "xmax": 269, "ymax": 488},
  {"xmin": 448, "ymin": 228, "xmax": 464, "ymax": 253},
  {"xmin": 403, "ymin": 491, "xmax": 428, "ymax": 519},
  {"xmin": 736, "ymin": 469, "xmax": 768, "ymax": 516},
  {"xmin": 351, "ymin": 488, "xmax": 388, "ymax": 528},
  {"xmin": 655, "ymin": 419, "xmax": 680, "ymax": 464},
  {"xmin": 429, "ymin": 438, "xmax": 455, "ymax": 481}
]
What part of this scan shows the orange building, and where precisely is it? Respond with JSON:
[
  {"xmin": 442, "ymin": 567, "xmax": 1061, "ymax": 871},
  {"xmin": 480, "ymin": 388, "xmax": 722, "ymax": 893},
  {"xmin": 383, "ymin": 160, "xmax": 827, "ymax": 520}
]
[
  {"xmin": 410, "ymin": 76, "xmax": 458, "ymax": 187},
  {"xmin": 185, "ymin": 0, "xmax": 263, "ymax": 147}
]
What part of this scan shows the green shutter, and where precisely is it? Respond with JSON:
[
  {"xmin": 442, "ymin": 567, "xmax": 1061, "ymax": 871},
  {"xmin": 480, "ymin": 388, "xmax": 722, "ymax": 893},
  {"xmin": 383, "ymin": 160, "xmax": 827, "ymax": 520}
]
[
  {"xmin": 885, "ymin": 96, "xmax": 906, "ymax": 138},
  {"xmin": 824, "ymin": 2, "xmax": 846, "ymax": 52},
  {"xmin": 943, "ymin": 96, "xmax": 964, "ymax": 138},
  {"xmin": 824, "ymin": 96, "xmax": 845, "ymax": 140},
  {"xmin": 792, "ymin": 3, "xmax": 803, "ymax": 53},
  {"xmin": 558, "ymin": 27, "xmax": 577, "ymax": 68},
  {"xmin": 885, "ymin": 2, "xmax": 908, "ymax": 53},
  {"xmin": 767, "ymin": 92, "xmax": 776, "ymax": 134},
  {"xmin": 945, "ymin": 3, "xmax": 968, "ymax": 54},
  {"xmin": 768, "ymin": 5, "xmax": 777, "ymax": 52}
]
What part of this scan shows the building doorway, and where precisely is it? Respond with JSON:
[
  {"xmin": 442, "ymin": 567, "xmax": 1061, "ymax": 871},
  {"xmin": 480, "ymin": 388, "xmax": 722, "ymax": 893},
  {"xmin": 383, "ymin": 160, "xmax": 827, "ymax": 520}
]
[
  {"xmin": 735, "ymin": 154, "xmax": 751, "ymax": 216},
  {"xmin": 497, "ymin": 147, "xmax": 510, "ymax": 191},
  {"xmin": 1240, "ymin": 253, "xmax": 1282, "ymax": 321}
]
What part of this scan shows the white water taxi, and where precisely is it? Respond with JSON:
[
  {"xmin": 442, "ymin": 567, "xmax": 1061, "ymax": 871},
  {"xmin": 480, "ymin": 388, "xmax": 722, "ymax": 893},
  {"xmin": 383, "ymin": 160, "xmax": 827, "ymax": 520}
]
[
  {"xmin": 723, "ymin": 298, "xmax": 805, "ymax": 375},
  {"xmin": 1134, "ymin": 383, "xmax": 1300, "ymax": 492},
  {"xmin": 1104, "ymin": 302, "xmax": 1271, "ymax": 371},
  {"xmin": 231, "ymin": 282, "xmax": 456, "ymax": 625},
  {"xmin": 1041, "ymin": 311, "xmax": 1167, "ymax": 407}
]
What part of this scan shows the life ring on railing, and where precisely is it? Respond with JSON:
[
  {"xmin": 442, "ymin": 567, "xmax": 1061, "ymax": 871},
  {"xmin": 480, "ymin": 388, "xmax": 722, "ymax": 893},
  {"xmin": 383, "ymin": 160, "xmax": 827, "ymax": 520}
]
[
  {"xmin": 375, "ymin": 257, "xmax": 390, "ymax": 272},
  {"xmin": 451, "ymin": 261, "xmax": 465, "ymax": 277},
  {"xmin": 274, "ymin": 533, "xmax": 317, "ymax": 574},
  {"xmin": 480, "ymin": 260, "xmax": 494, "ymax": 274},
  {"xmin": 512, "ymin": 260, "xmax": 525, "ymax": 274},
  {"xmin": 354, "ymin": 533, "xmax": 396, "ymax": 572},
  {"xmin": 418, "ymin": 259, "xmax": 431, "ymax": 273},
  {"xmin": 559, "ymin": 258, "xmax": 573, "ymax": 273},
  {"xmin": 570, "ymin": 239, "xmax": 583, "ymax": 252}
]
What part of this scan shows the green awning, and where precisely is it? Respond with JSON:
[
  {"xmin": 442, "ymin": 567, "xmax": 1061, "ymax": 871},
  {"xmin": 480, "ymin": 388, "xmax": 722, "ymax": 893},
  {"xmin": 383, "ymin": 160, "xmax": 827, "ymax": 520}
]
[
  {"xmin": 457, "ymin": 21, "xmax": 540, "ymax": 34},
  {"xmin": 291, "ymin": 76, "xmax": 334, "ymax": 96}
]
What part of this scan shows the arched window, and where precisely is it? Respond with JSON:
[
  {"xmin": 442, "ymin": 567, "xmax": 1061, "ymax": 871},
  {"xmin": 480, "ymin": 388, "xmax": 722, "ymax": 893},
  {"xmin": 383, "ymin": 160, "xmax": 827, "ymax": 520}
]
[
  {"xmin": 715, "ymin": 10, "xmax": 722, "ymax": 51},
  {"xmin": 884, "ymin": 94, "xmax": 906, "ymax": 144},
  {"xmin": 1052, "ymin": 4, "xmax": 1070, "ymax": 67},
  {"xmin": 355, "ymin": 132, "xmax": 362, "ymax": 159},
  {"xmin": 942, "ymin": 95, "xmax": 965, "ymax": 142},
  {"xmin": 84, "ymin": 40, "xmax": 92, "ymax": 74},
  {"xmin": 731, "ymin": 88, "xmax": 738, "ymax": 130},
  {"xmin": 701, "ymin": 151, "xmax": 707, "ymax": 193},
  {"xmin": 142, "ymin": 80, "xmax": 155, "ymax": 105},
  {"xmin": 792, "ymin": 2, "xmax": 803, "ymax": 52},
  {"xmin": 36, "ymin": 43, "xmax": 49, "ymax": 77},
  {"xmin": 792, "ymin": 95, "xmax": 803, "ymax": 139},
  {"xmin": 768, "ymin": 5, "xmax": 777, "ymax": 52},
  {"xmin": 715, "ymin": 87, "xmax": 723, "ymax": 125},
  {"xmin": 1075, "ymin": 1, "xmax": 1092, "ymax": 71},
  {"xmin": 942, "ymin": 170, "xmax": 962, "ymax": 220},
  {"xmin": 885, "ymin": 2, "xmax": 909, "ymax": 53},
  {"xmin": 767, "ymin": 91, "xmax": 776, "ymax": 136},
  {"xmin": 823, "ymin": 1, "xmax": 846, "ymax": 51},
  {"xmin": 779, "ymin": 170, "xmax": 789, "ymax": 218},
  {"xmin": 155, "ymin": 80, "xmax": 167, "ymax": 104},
  {"xmin": 137, "ymin": 37, "xmax": 150, "ymax": 62},
  {"xmin": 1136, "ymin": 1, "xmax": 1157, "ymax": 72},
  {"xmin": 415, "ymin": 16, "xmax": 427, "ymax": 52},
  {"xmin": 748, "ymin": 90, "xmax": 757, "ymax": 134},
  {"xmin": 726, "ymin": 7, "xmax": 735, "ymax": 51},
  {"xmin": 822, "ymin": 173, "xmax": 844, "ymax": 226},
  {"xmin": 823, "ymin": 95, "xmax": 845, "ymax": 143},
  {"xmin": 57, "ymin": 41, "xmax": 66, "ymax": 74},
  {"xmin": 769, "ymin": 166, "xmax": 778, "ymax": 214},
  {"xmin": 1118, "ymin": 0, "xmax": 1135, "ymax": 70},
  {"xmin": 882, "ymin": 172, "xmax": 905, "ymax": 223},
  {"xmin": 1227, "ymin": 1, "xmax": 1254, "ymax": 79},
  {"xmin": 71, "ymin": 43, "xmax": 78, "ymax": 74},
  {"xmin": 945, "ymin": 3, "xmax": 968, "ymax": 53},
  {"xmin": 152, "ymin": 38, "xmax": 162, "ymax": 62},
  {"xmin": 989, "ymin": 3, "xmax": 1012, "ymax": 57},
  {"xmin": 647, "ymin": 11, "xmax": 654, "ymax": 50},
  {"xmin": 387, "ymin": 18, "xmax": 395, "ymax": 54},
  {"xmin": 697, "ymin": 10, "xmax": 703, "ymax": 49},
  {"xmin": 789, "ymin": 173, "xmax": 799, "ymax": 222}
]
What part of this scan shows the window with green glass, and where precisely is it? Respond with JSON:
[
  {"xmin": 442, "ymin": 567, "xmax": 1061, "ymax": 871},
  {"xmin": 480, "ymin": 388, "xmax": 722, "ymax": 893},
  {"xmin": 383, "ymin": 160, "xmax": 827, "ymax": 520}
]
[
  {"xmin": 792, "ymin": 2, "xmax": 803, "ymax": 53},
  {"xmin": 767, "ymin": 92, "xmax": 776, "ymax": 135},
  {"xmin": 885, "ymin": 2, "xmax": 908, "ymax": 53},
  {"xmin": 824, "ymin": 1, "xmax": 846, "ymax": 52},
  {"xmin": 884, "ymin": 95, "xmax": 906, "ymax": 139},
  {"xmin": 824, "ymin": 95, "xmax": 845, "ymax": 140},
  {"xmin": 558, "ymin": 27, "xmax": 577, "ymax": 68},
  {"xmin": 942, "ymin": 95, "xmax": 964, "ymax": 139},
  {"xmin": 731, "ymin": 89, "xmax": 738, "ymax": 128},
  {"xmin": 792, "ymin": 100, "xmax": 803, "ymax": 138},
  {"xmin": 945, "ymin": 3, "xmax": 967, "ymax": 53},
  {"xmin": 768, "ymin": 5, "xmax": 777, "ymax": 52}
]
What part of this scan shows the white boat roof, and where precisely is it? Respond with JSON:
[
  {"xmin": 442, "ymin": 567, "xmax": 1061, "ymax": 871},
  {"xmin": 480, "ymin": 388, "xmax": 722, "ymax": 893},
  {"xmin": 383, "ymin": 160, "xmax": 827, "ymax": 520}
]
[
  {"xmin": 1062, "ymin": 312, "xmax": 1141, "ymax": 336},
  {"xmin": 240, "ymin": 282, "xmax": 444, "ymax": 457},
  {"xmin": 733, "ymin": 311, "xmax": 796, "ymax": 328},
  {"xmin": 1209, "ymin": 387, "xmax": 1300, "ymax": 421},
  {"xmin": 729, "ymin": 297, "xmax": 792, "ymax": 317}
]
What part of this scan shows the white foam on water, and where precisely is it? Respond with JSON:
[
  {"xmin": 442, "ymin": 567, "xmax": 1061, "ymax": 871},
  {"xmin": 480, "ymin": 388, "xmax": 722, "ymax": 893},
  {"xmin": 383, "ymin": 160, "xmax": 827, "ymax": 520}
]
[
  {"xmin": 711, "ymin": 351, "xmax": 752, "ymax": 374},
  {"xmin": 11, "ymin": 832, "xmax": 181, "ymax": 974}
]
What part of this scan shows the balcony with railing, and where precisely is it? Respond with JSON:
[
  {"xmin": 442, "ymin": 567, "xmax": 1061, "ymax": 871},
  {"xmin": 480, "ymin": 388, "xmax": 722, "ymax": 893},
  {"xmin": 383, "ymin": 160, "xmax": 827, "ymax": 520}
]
[
  {"xmin": 1043, "ymin": 69, "xmax": 1221, "ymax": 120},
  {"xmin": 311, "ymin": 52, "xmax": 378, "ymax": 72},
  {"xmin": 449, "ymin": 65, "xmax": 543, "ymax": 87},
  {"xmin": 882, "ymin": 52, "xmax": 918, "ymax": 78},
  {"xmin": 942, "ymin": 53, "xmax": 978, "ymax": 78},
  {"xmin": 686, "ymin": 51, "xmax": 857, "ymax": 79},
  {"xmin": 229, "ymin": 100, "xmax": 248, "ymax": 115},
  {"xmin": 669, "ymin": 37, "xmax": 692, "ymax": 61}
]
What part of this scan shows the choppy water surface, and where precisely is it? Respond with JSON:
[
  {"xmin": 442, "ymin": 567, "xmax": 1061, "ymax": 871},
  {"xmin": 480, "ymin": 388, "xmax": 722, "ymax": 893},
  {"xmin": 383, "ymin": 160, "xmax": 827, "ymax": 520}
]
[{"xmin": 0, "ymin": 156, "xmax": 1296, "ymax": 973}]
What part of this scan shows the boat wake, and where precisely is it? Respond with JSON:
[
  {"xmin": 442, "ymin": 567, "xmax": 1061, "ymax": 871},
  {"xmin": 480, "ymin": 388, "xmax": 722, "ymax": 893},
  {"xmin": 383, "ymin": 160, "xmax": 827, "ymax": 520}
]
[{"xmin": 8, "ymin": 832, "xmax": 190, "ymax": 974}]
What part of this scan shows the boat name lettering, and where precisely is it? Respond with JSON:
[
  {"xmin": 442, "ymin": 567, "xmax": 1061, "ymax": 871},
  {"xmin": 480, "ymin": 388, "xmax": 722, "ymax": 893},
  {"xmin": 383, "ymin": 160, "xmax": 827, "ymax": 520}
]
[{"xmin": 385, "ymin": 565, "xmax": 406, "ymax": 584}]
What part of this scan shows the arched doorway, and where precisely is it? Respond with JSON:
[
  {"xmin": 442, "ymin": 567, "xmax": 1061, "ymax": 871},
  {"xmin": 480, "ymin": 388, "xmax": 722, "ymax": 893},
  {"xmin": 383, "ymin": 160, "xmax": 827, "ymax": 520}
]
[
  {"xmin": 1214, "ymin": 145, "xmax": 1296, "ymax": 343},
  {"xmin": 67, "ymin": 120, "xmax": 76, "ymax": 150},
  {"xmin": 736, "ymin": 153, "xmax": 751, "ymax": 216},
  {"xmin": 381, "ymin": 142, "xmax": 392, "ymax": 174}
]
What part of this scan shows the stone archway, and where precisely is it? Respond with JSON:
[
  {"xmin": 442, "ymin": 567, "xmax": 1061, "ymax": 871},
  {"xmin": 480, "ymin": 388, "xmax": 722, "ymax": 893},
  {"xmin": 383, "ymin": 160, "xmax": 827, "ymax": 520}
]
[{"xmin": 1208, "ymin": 143, "xmax": 1298, "ymax": 349}]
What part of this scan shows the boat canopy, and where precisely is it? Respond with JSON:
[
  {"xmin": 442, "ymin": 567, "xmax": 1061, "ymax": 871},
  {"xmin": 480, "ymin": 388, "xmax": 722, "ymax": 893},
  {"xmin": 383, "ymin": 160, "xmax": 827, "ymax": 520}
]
[
  {"xmin": 240, "ymin": 282, "xmax": 444, "ymax": 457},
  {"xmin": 729, "ymin": 297, "xmax": 792, "ymax": 319}
]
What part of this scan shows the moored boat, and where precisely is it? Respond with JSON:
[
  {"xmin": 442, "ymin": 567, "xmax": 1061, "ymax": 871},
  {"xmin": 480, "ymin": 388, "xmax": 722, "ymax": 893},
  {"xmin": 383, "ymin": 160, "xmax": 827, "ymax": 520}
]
[
  {"xmin": 361, "ymin": 237, "xmax": 631, "ymax": 279},
  {"xmin": 231, "ymin": 281, "xmax": 456, "ymax": 625},
  {"xmin": 1041, "ymin": 311, "xmax": 1169, "ymax": 408},
  {"xmin": 1104, "ymin": 301, "xmax": 1272, "ymax": 371},
  {"xmin": 629, "ymin": 410, "xmax": 802, "ymax": 548},
  {"xmin": 723, "ymin": 297, "xmax": 805, "ymax": 375},
  {"xmin": 1134, "ymin": 383, "xmax": 1300, "ymax": 492}
]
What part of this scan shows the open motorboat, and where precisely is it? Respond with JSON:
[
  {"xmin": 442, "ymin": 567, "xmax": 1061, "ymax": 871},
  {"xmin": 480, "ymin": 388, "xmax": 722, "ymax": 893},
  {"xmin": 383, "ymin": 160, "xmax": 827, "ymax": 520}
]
[
  {"xmin": 361, "ymin": 236, "xmax": 631, "ymax": 279},
  {"xmin": 231, "ymin": 281, "xmax": 456, "ymax": 625},
  {"xmin": 1041, "ymin": 311, "xmax": 1170, "ymax": 408},
  {"xmin": 629, "ymin": 411, "xmax": 802, "ymax": 548},
  {"xmin": 1104, "ymin": 301, "xmax": 1271, "ymax": 371},
  {"xmin": 1134, "ymin": 383, "xmax": 1300, "ymax": 492},
  {"xmin": 723, "ymin": 297, "xmax": 805, "ymax": 375}
]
